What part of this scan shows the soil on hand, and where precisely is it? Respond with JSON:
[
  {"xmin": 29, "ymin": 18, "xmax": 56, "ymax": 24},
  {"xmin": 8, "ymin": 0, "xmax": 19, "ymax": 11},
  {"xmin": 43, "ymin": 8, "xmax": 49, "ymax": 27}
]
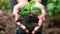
[{"xmin": 19, "ymin": 14, "xmax": 39, "ymax": 33}]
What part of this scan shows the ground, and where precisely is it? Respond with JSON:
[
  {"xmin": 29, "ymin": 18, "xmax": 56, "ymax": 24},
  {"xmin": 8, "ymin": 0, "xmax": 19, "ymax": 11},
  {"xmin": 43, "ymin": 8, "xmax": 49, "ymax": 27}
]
[{"xmin": 0, "ymin": 11, "xmax": 16, "ymax": 34}]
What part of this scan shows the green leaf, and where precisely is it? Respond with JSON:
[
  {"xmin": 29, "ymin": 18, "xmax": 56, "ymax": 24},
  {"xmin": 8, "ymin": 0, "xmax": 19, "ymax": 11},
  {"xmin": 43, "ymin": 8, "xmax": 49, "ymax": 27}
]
[
  {"xmin": 20, "ymin": 11, "xmax": 29, "ymax": 16},
  {"xmin": 32, "ymin": 7, "xmax": 41, "ymax": 14},
  {"xmin": 20, "ymin": 6, "xmax": 31, "ymax": 16},
  {"xmin": 29, "ymin": 1, "xmax": 36, "ymax": 7}
]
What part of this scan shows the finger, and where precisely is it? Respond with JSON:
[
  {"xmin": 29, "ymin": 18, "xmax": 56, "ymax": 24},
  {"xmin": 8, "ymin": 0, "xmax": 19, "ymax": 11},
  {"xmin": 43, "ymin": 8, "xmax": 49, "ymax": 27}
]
[
  {"xmin": 16, "ymin": 22, "xmax": 29, "ymax": 33},
  {"xmin": 25, "ymin": 29, "xmax": 29, "ymax": 33},
  {"xmin": 18, "ymin": 23, "xmax": 29, "ymax": 33},
  {"xmin": 38, "ymin": 19, "xmax": 43, "ymax": 26},
  {"xmin": 38, "ymin": 15, "xmax": 45, "ymax": 23},
  {"xmin": 20, "ymin": 25, "xmax": 26, "ymax": 30},
  {"xmin": 32, "ymin": 26, "xmax": 40, "ymax": 34},
  {"xmin": 34, "ymin": 26, "xmax": 40, "ymax": 32},
  {"xmin": 38, "ymin": 15, "xmax": 42, "ymax": 19},
  {"xmin": 16, "ymin": 22, "xmax": 26, "ymax": 30},
  {"xmin": 41, "ymin": 15, "xmax": 45, "ymax": 22},
  {"xmin": 20, "ymin": 25, "xmax": 29, "ymax": 33},
  {"xmin": 32, "ymin": 31, "xmax": 35, "ymax": 34},
  {"xmin": 42, "ymin": 17, "xmax": 45, "ymax": 22}
]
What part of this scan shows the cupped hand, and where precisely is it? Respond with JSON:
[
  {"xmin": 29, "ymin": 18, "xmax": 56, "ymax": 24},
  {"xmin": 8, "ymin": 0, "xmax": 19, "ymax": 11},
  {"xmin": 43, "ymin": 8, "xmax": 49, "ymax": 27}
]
[
  {"xmin": 12, "ymin": 1, "xmax": 29, "ymax": 33},
  {"xmin": 32, "ymin": 2, "xmax": 46, "ymax": 34}
]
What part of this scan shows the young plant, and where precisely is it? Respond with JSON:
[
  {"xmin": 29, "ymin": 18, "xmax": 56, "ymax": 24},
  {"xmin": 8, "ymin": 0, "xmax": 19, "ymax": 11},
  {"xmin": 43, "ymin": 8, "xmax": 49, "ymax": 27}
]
[
  {"xmin": 20, "ymin": 0, "xmax": 41, "ymax": 16},
  {"xmin": 19, "ymin": 0, "xmax": 41, "ymax": 33}
]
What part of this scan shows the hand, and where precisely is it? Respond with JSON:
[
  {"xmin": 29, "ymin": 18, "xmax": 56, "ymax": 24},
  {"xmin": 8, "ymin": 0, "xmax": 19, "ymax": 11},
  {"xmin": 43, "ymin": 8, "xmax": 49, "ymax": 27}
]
[
  {"xmin": 12, "ymin": 1, "xmax": 29, "ymax": 33},
  {"xmin": 13, "ymin": 2, "xmax": 29, "ymax": 21},
  {"xmin": 32, "ymin": 2, "xmax": 46, "ymax": 34}
]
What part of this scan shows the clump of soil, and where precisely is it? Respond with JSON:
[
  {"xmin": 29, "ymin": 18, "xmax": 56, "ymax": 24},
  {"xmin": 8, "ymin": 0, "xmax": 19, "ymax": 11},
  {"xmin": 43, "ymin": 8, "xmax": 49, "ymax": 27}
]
[{"xmin": 19, "ymin": 14, "xmax": 39, "ymax": 33}]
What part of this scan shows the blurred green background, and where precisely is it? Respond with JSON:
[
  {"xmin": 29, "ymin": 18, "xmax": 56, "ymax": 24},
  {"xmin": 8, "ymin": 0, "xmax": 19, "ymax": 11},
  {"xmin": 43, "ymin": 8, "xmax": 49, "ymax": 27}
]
[
  {"xmin": 47, "ymin": 0, "xmax": 60, "ymax": 19},
  {"xmin": 0, "ymin": 0, "xmax": 60, "ymax": 19},
  {"xmin": 0, "ymin": 0, "xmax": 10, "ymax": 10}
]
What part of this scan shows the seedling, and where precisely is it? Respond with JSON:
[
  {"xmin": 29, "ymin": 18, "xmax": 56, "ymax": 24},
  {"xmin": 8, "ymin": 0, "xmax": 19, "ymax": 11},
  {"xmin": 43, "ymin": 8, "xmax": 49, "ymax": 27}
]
[{"xmin": 20, "ymin": 0, "xmax": 41, "ymax": 16}]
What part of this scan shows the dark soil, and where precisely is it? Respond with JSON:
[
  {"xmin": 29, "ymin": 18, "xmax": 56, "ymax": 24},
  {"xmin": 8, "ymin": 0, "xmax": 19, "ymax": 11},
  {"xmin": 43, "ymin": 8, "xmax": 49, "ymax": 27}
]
[{"xmin": 19, "ymin": 14, "xmax": 39, "ymax": 33}]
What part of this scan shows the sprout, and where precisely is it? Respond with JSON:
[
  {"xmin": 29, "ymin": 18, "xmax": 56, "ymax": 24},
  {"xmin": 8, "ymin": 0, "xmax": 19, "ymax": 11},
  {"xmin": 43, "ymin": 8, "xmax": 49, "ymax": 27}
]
[{"xmin": 20, "ymin": 0, "xmax": 41, "ymax": 16}]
